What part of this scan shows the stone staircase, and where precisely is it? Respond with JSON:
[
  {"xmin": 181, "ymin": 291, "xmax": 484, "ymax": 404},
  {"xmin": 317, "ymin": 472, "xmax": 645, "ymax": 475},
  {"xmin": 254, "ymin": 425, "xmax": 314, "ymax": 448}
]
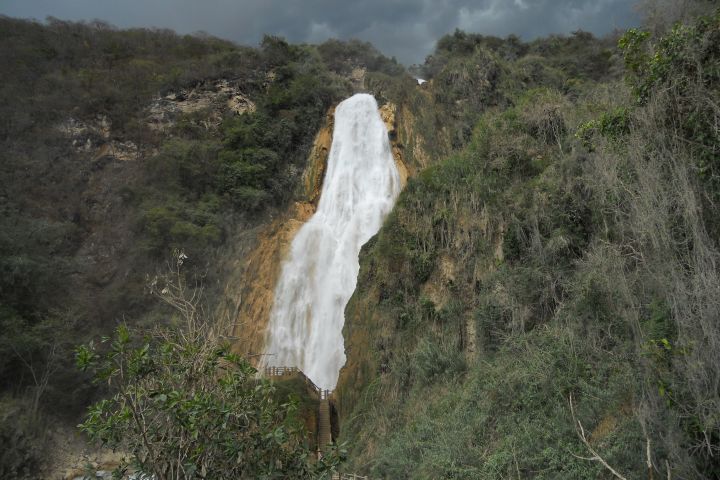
[
  {"xmin": 318, "ymin": 391, "xmax": 332, "ymax": 453},
  {"xmin": 264, "ymin": 367, "xmax": 368, "ymax": 479},
  {"xmin": 263, "ymin": 368, "xmax": 335, "ymax": 452}
]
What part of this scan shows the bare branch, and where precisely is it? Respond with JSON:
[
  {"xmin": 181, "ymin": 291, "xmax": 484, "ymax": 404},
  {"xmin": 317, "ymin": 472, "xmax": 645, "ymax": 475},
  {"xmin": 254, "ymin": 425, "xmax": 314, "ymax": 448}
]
[{"xmin": 569, "ymin": 394, "xmax": 629, "ymax": 480}]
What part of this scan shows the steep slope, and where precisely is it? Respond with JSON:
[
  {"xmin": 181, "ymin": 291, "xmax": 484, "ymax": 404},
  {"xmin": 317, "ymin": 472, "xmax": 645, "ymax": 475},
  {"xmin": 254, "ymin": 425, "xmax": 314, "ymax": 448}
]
[
  {"xmin": 219, "ymin": 107, "xmax": 335, "ymax": 359},
  {"xmin": 338, "ymin": 12, "xmax": 720, "ymax": 479}
]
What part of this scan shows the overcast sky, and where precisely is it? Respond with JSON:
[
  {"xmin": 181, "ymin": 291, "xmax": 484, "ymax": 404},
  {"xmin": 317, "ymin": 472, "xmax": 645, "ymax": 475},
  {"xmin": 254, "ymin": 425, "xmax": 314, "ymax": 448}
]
[{"xmin": 0, "ymin": 0, "xmax": 641, "ymax": 64}]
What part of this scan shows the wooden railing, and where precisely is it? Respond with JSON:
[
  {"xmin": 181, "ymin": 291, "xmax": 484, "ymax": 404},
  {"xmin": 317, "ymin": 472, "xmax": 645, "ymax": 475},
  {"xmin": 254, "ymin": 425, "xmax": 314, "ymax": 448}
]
[
  {"xmin": 332, "ymin": 474, "xmax": 369, "ymax": 480},
  {"xmin": 264, "ymin": 366, "xmax": 334, "ymax": 400},
  {"xmin": 264, "ymin": 366, "xmax": 299, "ymax": 376},
  {"xmin": 265, "ymin": 368, "xmax": 368, "ymax": 479}
]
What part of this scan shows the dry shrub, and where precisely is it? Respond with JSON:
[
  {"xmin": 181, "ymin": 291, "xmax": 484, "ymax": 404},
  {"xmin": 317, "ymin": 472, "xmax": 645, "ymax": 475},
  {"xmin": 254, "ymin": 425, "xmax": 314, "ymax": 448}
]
[
  {"xmin": 520, "ymin": 93, "xmax": 570, "ymax": 148},
  {"xmin": 585, "ymin": 87, "xmax": 720, "ymax": 475},
  {"xmin": 637, "ymin": 0, "xmax": 716, "ymax": 34}
]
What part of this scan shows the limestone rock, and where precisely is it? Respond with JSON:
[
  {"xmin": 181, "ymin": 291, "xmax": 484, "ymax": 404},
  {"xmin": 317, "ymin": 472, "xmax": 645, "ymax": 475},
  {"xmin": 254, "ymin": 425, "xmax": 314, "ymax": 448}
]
[
  {"xmin": 147, "ymin": 79, "xmax": 255, "ymax": 132},
  {"xmin": 57, "ymin": 115, "xmax": 139, "ymax": 162},
  {"xmin": 302, "ymin": 107, "xmax": 335, "ymax": 204},
  {"xmin": 228, "ymin": 92, "xmax": 256, "ymax": 115},
  {"xmin": 350, "ymin": 67, "xmax": 366, "ymax": 90},
  {"xmin": 378, "ymin": 102, "xmax": 409, "ymax": 188}
]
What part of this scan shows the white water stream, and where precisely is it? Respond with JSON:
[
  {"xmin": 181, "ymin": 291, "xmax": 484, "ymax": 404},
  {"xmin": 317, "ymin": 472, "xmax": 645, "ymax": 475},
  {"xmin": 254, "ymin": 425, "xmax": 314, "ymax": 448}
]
[{"xmin": 263, "ymin": 93, "xmax": 401, "ymax": 389}]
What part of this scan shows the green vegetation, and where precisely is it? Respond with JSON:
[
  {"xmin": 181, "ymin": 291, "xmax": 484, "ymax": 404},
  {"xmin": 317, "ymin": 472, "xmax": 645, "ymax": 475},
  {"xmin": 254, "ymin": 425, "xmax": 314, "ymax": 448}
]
[
  {"xmin": 76, "ymin": 259, "xmax": 339, "ymax": 479},
  {"xmin": 338, "ymin": 7, "xmax": 720, "ymax": 479},
  {"xmin": 621, "ymin": 12, "xmax": 720, "ymax": 194}
]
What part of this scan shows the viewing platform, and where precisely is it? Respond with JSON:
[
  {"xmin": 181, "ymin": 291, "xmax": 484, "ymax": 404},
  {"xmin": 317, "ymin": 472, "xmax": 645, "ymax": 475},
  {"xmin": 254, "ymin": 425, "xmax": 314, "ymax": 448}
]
[{"xmin": 263, "ymin": 366, "xmax": 337, "ymax": 458}]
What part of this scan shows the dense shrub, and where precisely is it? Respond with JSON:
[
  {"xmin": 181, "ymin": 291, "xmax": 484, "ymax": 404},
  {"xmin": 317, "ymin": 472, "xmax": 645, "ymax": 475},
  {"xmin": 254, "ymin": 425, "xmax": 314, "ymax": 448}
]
[
  {"xmin": 339, "ymin": 10, "xmax": 720, "ymax": 479},
  {"xmin": 0, "ymin": 402, "xmax": 43, "ymax": 480},
  {"xmin": 620, "ymin": 13, "xmax": 720, "ymax": 193}
]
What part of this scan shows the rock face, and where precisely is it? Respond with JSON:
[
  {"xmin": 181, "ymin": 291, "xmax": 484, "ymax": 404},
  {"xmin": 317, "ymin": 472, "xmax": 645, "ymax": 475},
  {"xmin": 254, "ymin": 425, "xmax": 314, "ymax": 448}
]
[
  {"xmin": 350, "ymin": 67, "xmax": 366, "ymax": 91},
  {"xmin": 220, "ymin": 107, "xmax": 335, "ymax": 360},
  {"xmin": 57, "ymin": 116, "xmax": 139, "ymax": 162},
  {"xmin": 223, "ymin": 100, "xmax": 413, "ymax": 362},
  {"xmin": 224, "ymin": 201, "xmax": 318, "ymax": 359},
  {"xmin": 379, "ymin": 102, "xmax": 409, "ymax": 188},
  {"xmin": 302, "ymin": 107, "xmax": 335, "ymax": 205},
  {"xmin": 147, "ymin": 79, "xmax": 255, "ymax": 132}
]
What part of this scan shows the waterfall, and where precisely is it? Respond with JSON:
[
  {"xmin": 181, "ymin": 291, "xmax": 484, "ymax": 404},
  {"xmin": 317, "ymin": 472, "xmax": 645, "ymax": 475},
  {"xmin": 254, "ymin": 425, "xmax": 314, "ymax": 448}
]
[{"xmin": 263, "ymin": 93, "xmax": 401, "ymax": 390}]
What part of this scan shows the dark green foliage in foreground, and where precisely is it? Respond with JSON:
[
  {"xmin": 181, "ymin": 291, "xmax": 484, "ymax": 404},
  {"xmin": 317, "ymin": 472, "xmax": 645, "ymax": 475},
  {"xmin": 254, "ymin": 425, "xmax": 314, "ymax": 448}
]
[
  {"xmin": 339, "ymin": 9, "xmax": 720, "ymax": 479},
  {"xmin": 77, "ymin": 324, "xmax": 337, "ymax": 480},
  {"xmin": 76, "ymin": 259, "xmax": 342, "ymax": 479}
]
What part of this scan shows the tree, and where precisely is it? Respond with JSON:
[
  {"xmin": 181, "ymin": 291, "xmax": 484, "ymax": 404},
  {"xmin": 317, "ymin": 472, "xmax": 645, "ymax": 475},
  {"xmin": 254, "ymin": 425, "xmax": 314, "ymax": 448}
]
[{"xmin": 76, "ymin": 251, "xmax": 339, "ymax": 479}]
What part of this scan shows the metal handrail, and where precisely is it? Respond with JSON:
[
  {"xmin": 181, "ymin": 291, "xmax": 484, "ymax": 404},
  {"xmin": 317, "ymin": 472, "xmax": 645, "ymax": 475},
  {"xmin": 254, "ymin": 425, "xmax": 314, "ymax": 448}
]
[
  {"xmin": 265, "ymin": 368, "xmax": 365, "ymax": 477},
  {"xmin": 332, "ymin": 474, "xmax": 369, "ymax": 480},
  {"xmin": 264, "ymin": 366, "xmax": 299, "ymax": 376},
  {"xmin": 263, "ymin": 366, "xmax": 334, "ymax": 400}
]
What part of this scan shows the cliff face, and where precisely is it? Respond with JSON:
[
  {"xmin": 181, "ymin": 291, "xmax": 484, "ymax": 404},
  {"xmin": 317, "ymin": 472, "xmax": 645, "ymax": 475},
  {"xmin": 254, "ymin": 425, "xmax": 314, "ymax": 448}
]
[
  {"xmin": 221, "ymin": 108, "xmax": 334, "ymax": 359},
  {"xmin": 302, "ymin": 108, "xmax": 336, "ymax": 204},
  {"xmin": 334, "ymin": 78, "xmax": 482, "ymax": 419},
  {"xmin": 223, "ymin": 99, "xmax": 416, "ymax": 361},
  {"xmin": 379, "ymin": 103, "xmax": 409, "ymax": 188}
]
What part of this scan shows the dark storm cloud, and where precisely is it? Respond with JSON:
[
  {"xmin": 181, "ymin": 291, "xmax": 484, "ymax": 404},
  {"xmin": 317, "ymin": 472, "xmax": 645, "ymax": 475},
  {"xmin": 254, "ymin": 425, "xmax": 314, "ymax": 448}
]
[{"xmin": 0, "ymin": 0, "xmax": 640, "ymax": 64}]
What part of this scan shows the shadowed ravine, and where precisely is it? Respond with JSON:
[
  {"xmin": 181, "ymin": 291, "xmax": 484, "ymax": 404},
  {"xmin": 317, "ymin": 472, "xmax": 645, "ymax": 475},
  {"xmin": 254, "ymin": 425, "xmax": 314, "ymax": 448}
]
[{"xmin": 263, "ymin": 93, "xmax": 401, "ymax": 390}]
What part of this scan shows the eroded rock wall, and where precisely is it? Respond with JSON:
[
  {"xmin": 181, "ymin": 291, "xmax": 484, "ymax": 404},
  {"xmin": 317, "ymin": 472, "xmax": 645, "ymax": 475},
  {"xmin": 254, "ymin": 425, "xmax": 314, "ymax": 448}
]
[
  {"xmin": 224, "ymin": 100, "xmax": 414, "ymax": 362},
  {"xmin": 221, "ymin": 108, "xmax": 334, "ymax": 359}
]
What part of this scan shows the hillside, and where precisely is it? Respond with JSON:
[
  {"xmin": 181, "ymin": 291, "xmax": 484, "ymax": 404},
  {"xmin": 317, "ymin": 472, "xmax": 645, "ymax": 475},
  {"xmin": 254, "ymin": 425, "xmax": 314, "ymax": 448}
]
[
  {"xmin": 0, "ymin": 16, "xmax": 404, "ymax": 477},
  {"xmin": 338, "ymin": 7, "xmax": 720, "ymax": 479}
]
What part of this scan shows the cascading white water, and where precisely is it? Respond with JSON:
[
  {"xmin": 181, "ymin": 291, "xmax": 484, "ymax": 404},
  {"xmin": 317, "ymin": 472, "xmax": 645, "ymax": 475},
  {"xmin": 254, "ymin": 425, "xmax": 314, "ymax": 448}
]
[{"xmin": 263, "ymin": 93, "xmax": 401, "ymax": 390}]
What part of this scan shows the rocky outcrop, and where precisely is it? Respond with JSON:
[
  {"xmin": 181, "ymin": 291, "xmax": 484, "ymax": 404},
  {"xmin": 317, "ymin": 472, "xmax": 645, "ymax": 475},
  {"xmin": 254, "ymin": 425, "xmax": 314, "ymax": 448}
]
[
  {"xmin": 350, "ymin": 67, "xmax": 366, "ymax": 91},
  {"xmin": 378, "ymin": 93, "xmax": 440, "ymax": 181},
  {"xmin": 221, "ymin": 108, "xmax": 335, "ymax": 360},
  {"xmin": 57, "ymin": 79, "xmax": 255, "ymax": 163},
  {"xmin": 379, "ymin": 102, "xmax": 409, "ymax": 188},
  {"xmin": 395, "ymin": 102, "xmax": 434, "ymax": 171},
  {"xmin": 148, "ymin": 79, "xmax": 255, "ymax": 132},
  {"xmin": 302, "ymin": 108, "xmax": 335, "ymax": 205},
  {"xmin": 57, "ymin": 116, "xmax": 140, "ymax": 162}
]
